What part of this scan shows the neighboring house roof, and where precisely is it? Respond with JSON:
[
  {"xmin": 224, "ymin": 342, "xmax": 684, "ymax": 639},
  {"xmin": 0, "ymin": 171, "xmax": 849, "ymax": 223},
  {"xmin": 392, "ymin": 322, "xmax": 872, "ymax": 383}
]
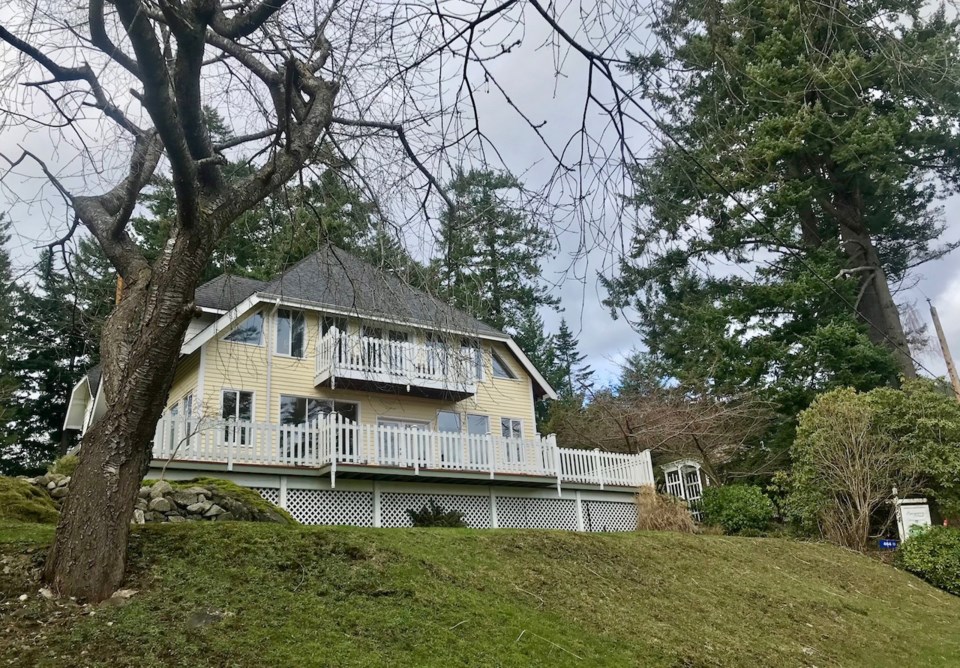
[{"xmin": 194, "ymin": 274, "xmax": 268, "ymax": 312}]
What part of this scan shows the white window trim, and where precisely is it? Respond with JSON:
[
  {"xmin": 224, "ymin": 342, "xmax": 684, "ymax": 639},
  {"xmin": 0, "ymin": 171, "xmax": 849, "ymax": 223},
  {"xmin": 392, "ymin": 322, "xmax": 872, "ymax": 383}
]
[
  {"xmin": 222, "ymin": 311, "xmax": 265, "ymax": 347},
  {"xmin": 436, "ymin": 409, "xmax": 463, "ymax": 434},
  {"xmin": 221, "ymin": 388, "xmax": 256, "ymax": 422},
  {"xmin": 377, "ymin": 416, "xmax": 430, "ymax": 430},
  {"xmin": 500, "ymin": 417, "xmax": 523, "ymax": 439},
  {"xmin": 490, "ymin": 349, "xmax": 518, "ymax": 380},
  {"xmin": 275, "ymin": 308, "xmax": 308, "ymax": 358}
]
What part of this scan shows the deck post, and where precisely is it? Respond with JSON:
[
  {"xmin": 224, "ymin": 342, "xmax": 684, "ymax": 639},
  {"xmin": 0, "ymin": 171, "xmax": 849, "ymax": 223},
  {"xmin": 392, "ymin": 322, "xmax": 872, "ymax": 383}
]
[
  {"xmin": 593, "ymin": 448, "xmax": 604, "ymax": 490},
  {"xmin": 227, "ymin": 432, "xmax": 234, "ymax": 472},
  {"xmin": 549, "ymin": 434, "xmax": 561, "ymax": 496},
  {"xmin": 372, "ymin": 481, "xmax": 382, "ymax": 527},
  {"xmin": 488, "ymin": 435, "xmax": 495, "ymax": 479},
  {"xmin": 575, "ymin": 490, "xmax": 585, "ymax": 531},
  {"xmin": 489, "ymin": 487, "xmax": 499, "ymax": 529},
  {"xmin": 279, "ymin": 476, "xmax": 288, "ymax": 509},
  {"xmin": 331, "ymin": 414, "xmax": 339, "ymax": 489}
]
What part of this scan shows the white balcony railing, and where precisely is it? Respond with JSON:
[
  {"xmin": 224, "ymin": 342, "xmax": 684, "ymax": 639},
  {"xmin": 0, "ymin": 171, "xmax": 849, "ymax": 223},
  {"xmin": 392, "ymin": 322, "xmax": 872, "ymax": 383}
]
[
  {"xmin": 152, "ymin": 413, "xmax": 654, "ymax": 490},
  {"xmin": 315, "ymin": 327, "xmax": 479, "ymax": 392}
]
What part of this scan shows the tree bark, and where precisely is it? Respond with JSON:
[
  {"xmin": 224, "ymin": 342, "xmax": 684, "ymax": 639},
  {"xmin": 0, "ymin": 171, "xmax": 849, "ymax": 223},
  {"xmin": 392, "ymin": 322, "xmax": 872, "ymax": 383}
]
[{"xmin": 43, "ymin": 242, "xmax": 206, "ymax": 601}]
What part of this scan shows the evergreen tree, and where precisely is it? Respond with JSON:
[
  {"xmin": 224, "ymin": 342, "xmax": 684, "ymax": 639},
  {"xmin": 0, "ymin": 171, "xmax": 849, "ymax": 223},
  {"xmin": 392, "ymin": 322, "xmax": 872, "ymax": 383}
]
[
  {"xmin": 512, "ymin": 301, "xmax": 558, "ymax": 430},
  {"xmin": 603, "ymin": 0, "xmax": 960, "ymax": 451},
  {"xmin": 551, "ymin": 319, "xmax": 594, "ymax": 400},
  {"xmin": 2, "ymin": 252, "xmax": 90, "ymax": 472},
  {"xmin": 432, "ymin": 168, "xmax": 558, "ymax": 333},
  {"xmin": 0, "ymin": 217, "xmax": 21, "ymax": 471}
]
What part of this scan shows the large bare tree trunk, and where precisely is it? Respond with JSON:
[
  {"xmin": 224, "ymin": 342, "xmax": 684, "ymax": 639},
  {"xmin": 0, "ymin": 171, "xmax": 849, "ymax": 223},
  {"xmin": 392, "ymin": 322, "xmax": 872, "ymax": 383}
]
[{"xmin": 43, "ymin": 249, "xmax": 205, "ymax": 600}]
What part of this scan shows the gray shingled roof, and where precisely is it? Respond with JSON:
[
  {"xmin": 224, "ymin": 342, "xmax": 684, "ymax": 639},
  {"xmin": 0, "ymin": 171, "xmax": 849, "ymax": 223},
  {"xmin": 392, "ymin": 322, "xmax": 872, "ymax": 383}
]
[
  {"xmin": 194, "ymin": 246, "xmax": 504, "ymax": 338},
  {"xmin": 194, "ymin": 274, "xmax": 267, "ymax": 312}
]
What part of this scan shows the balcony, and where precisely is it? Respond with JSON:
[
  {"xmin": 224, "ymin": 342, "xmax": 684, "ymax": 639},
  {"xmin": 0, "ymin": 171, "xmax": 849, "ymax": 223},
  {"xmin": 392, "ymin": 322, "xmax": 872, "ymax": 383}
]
[
  {"xmin": 152, "ymin": 414, "xmax": 655, "ymax": 490},
  {"xmin": 315, "ymin": 327, "xmax": 479, "ymax": 399}
]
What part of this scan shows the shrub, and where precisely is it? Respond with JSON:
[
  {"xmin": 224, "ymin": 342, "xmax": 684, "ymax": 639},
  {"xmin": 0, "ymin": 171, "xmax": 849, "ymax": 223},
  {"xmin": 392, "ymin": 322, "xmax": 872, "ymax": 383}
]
[
  {"xmin": 896, "ymin": 526, "xmax": 960, "ymax": 596},
  {"xmin": 407, "ymin": 500, "xmax": 467, "ymax": 527},
  {"xmin": 635, "ymin": 485, "xmax": 695, "ymax": 533},
  {"xmin": 700, "ymin": 484, "xmax": 774, "ymax": 534},
  {"xmin": 48, "ymin": 454, "xmax": 79, "ymax": 477},
  {"xmin": 0, "ymin": 477, "xmax": 59, "ymax": 523},
  {"xmin": 788, "ymin": 388, "xmax": 915, "ymax": 551}
]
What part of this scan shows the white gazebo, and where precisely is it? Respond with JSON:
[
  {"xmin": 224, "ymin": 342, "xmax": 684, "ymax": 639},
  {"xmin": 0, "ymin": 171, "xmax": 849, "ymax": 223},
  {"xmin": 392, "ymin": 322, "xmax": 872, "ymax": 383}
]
[{"xmin": 662, "ymin": 459, "xmax": 708, "ymax": 520}]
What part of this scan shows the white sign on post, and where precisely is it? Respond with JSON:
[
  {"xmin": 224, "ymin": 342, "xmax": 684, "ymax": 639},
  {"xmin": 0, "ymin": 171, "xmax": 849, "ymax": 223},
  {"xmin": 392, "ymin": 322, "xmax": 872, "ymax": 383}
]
[{"xmin": 896, "ymin": 498, "xmax": 932, "ymax": 541}]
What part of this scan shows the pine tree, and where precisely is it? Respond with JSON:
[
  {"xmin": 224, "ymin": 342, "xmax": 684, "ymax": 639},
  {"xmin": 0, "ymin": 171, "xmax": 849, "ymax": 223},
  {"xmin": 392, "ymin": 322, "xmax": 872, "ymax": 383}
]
[
  {"xmin": 432, "ymin": 168, "xmax": 558, "ymax": 333},
  {"xmin": 513, "ymin": 301, "xmax": 558, "ymax": 430},
  {"xmin": 551, "ymin": 319, "xmax": 594, "ymax": 400}
]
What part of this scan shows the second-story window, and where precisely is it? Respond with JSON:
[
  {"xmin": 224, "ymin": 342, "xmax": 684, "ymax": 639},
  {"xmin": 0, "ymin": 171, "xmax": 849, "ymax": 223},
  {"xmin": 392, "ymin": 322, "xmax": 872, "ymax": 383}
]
[
  {"xmin": 491, "ymin": 350, "xmax": 517, "ymax": 379},
  {"xmin": 224, "ymin": 311, "xmax": 263, "ymax": 345},
  {"xmin": 276, "ymin": 309, "xmax": 306, "ymax": 358}
]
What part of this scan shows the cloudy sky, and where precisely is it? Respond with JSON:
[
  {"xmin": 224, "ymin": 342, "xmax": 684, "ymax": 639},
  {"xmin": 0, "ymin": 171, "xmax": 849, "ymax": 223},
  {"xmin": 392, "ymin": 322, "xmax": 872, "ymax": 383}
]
[{"xmin": 1, "ymin": 1, "xmax": 957, "ymax": 389}]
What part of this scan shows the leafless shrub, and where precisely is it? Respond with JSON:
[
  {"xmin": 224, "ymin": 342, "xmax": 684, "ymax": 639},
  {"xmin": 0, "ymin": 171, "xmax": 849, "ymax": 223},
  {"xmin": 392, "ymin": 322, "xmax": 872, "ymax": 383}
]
[{"xmin": 635, "ymin": 485, "xmax": 695, "ymax": 534}]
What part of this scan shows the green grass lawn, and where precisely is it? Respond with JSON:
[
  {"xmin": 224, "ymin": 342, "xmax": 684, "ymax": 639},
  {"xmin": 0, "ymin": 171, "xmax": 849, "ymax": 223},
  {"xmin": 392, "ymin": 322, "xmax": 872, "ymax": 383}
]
[{"xmin": 2, "ymin": 521, "xmax": 959, "ymax": 667}]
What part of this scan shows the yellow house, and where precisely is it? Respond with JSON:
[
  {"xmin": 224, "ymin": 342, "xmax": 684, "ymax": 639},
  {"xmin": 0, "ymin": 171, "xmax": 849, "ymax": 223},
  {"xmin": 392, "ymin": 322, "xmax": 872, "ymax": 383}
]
[{"xmin": 66, "ymin": 246, "xmax": 653, "ymax": 530}]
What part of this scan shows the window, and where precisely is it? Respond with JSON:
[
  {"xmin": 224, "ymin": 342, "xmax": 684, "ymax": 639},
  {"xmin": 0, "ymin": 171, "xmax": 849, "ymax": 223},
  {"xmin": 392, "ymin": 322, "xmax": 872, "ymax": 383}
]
[
  {"xmin": 321, "ymin": 316, "xmax": 347, "ymax": 335},
  {"xmin": 437, "ymin": 410, "xmax": 461, "ymax": 433},
  {"xmin": 491, "ymin": 350, "xmax": 516, "ymax": 379},
  {"xmin": 501, "ymin": 418, "xmax": 522, "ymax": 439},
  {"xmin": 279, "ymin": 396, "xmax": 357, "ymax": 425},
  {"xmin": 467, "ymin": 414, "xmax": 489, "ymax": 435},
  {"xmin": 461, "ymin": 339, "xmax": 483, "ymax": 380},
  {"xmin": 276, "ymin": 309, "xmax": 306, "ymax": 357},
  {"xmin": 221, "ymin": 390, "xmax": 254, "ymax": 445},
  {"xmin": 224, "ymin": 311, "xmax": 263, "ymax": 345}
]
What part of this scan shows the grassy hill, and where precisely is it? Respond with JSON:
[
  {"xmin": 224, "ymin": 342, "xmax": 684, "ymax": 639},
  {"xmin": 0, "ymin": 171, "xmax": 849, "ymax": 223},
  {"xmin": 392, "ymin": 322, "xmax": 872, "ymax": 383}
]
[{"xmin": 2, "ymin": 521, "xmax": 959, "ymax": 667}]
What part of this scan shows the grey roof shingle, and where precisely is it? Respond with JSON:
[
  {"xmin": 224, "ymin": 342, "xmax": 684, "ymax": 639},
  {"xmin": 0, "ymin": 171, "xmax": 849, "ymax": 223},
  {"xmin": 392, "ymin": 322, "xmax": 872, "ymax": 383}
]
[
  {"xmin": 194, "ymin": 246, "xmax": 504, "ymax": 338},
  {"xmin": 194, "ymin": 274, "xmax": 268, "ymax": 312}
]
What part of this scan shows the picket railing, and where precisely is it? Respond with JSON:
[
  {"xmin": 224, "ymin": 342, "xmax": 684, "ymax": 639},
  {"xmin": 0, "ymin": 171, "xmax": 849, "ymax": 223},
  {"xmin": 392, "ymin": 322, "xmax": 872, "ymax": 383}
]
[
  {"xmin": 152, "ymin": 413, "xmax": 653, "ymax": 489},
  {"xmin": 316, "ymin": 327, "xmax": 479, "ymax": 390}
]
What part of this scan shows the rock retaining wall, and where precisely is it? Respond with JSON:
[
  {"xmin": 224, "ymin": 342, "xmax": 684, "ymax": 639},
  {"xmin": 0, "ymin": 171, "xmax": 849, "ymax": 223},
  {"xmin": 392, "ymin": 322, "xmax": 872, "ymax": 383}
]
[{"xmin": 23, "ymin": 475, "xmax": 290, "ymax": 524}]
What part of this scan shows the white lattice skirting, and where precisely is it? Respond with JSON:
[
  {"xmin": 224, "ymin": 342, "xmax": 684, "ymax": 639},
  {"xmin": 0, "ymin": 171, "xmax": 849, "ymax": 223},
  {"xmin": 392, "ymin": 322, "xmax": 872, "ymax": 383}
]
[{"xmin": 249, "ymin": 483, "xmax": 637, "ymax": 531}]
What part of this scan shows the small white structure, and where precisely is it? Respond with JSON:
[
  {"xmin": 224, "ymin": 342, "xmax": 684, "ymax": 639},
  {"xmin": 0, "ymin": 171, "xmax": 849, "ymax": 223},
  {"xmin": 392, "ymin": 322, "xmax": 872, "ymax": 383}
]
[
  {"xmin": 662, "ymin": 459, "xmax": 708, "ymax": 520},
  {"xmin": 895, "ymin": 497, "xmax": 932, "ymax": 540}
]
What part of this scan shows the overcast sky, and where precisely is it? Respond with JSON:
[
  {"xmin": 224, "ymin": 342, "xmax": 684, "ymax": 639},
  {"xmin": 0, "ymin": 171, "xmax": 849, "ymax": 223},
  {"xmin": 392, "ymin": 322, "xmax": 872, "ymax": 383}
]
[{"xmin": 1, "ymin": 1, "xmax": 958, "ymax": 389}]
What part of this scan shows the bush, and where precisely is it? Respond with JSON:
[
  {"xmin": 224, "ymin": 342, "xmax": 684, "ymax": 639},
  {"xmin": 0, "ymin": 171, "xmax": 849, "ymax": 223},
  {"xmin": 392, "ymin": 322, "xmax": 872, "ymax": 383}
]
[
  {"xmin": 48, "ymin": 454, "xmax": 79, "ymax": 477},
  {"xmin": 635, "ymin": 486, "xmax": 695, "ymax": 533},
  {"xmin": 407, "ymin": 500, "xmax": 467, "ymax": 527},
  {"xmin": 896, "ymin": 526, "xmax": 960, "ymax": 596},
  {"xmin": 0, "ymin": 477, "xmax": 59, "ymax": 523},
  {"xmin": 700, "ymin": 484, "xmax": 774, "ymax": 534}
]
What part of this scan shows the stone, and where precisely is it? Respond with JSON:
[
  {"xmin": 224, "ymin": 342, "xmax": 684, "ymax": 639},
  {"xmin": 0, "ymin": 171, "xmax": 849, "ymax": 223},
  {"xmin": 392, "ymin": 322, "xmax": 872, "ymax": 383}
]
[
  {"xmin": 171, "ymin": 491, "xmax": 200, "ymax": 508},
  {"xmin": 135, "ymin": 498, "xmax": 148, "ymax": 511},
  {"xmin": 132, "ymin": 509, "xmax": 145, "ymax": 525},
  {"xmin": 186, "ymin": 501, "xmax": 212, "ymax": 514},
  {"xmin": 149, "ymin": 480, "xmax": 173, "ymax": 499},
  {"xmin": 182, "ymin": 486, "xmax": 212, "ymax": 498},
  {"xmin": 49, "ymin": 486, "xmax": 69, "ymax": 499},
  {"xmin": 46, "ymin": 481, "xmax": 57, "ymax": 491},
  {"xmin": 186, "ymin": 610, "xmax": 230, "ymax": 629},
  {"xmin": 214, "ymin": 512, "xmax": 235, "ymax": 522},
  {"xmin": 203, "ymin": 504, "xmax": 225, "ymax": 517},
  {"xmin": 57, "ymin": 476, "xmax": 70, "ymax": 487},
  {"xmin": 138, "ymin": 486, "xmax": 152, "ymax": 499},
  {"xmin": 168, "ymin": 515, "xmax": 187, "ymax": 523},
  {"xmin": 148, "ymin": 497, "xmax": 173, "ymax": 513},
  {"xmin": 39, "ymin": 588, "xmax": 54, "ymax": 600}
]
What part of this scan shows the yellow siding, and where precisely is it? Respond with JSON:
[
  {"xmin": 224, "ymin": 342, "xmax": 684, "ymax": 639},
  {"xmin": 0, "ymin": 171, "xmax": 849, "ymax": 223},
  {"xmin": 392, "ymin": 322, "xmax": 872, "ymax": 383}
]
[
  {"xmin": 187, "ymin": 305, "xmax": 540, "ymax": 436},
  {"xmin": 167, "ymin": 351, "xmax": 199, "ymax": 409}
]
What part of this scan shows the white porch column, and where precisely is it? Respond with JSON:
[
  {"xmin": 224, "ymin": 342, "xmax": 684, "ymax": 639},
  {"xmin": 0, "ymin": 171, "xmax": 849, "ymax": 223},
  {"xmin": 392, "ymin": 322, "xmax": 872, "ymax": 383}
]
[
  {"xmin": 279, "ymin": 476, "xmax": 288, "ymax": 509},
  {"xmin": 489, "ymin": 487, "xmax": 499, "ymax": 529},
  {"xmin": 575, "ymin": 490, "xmax": 585, "ymax": 532},
  {"xmin": 372, "ymin": 481, "xmax": 382, "ymax": 528}
]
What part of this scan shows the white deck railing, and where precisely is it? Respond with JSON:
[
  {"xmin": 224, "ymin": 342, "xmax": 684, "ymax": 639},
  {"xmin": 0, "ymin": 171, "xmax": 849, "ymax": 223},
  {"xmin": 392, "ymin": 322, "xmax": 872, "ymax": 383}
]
[
  {"xmin": 315, "ymin": 327, "xmax": 479, "ymax": 390},
  {"xmin": 152, "ymin": 413, "xmax": 654, "ymax": 490}
]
